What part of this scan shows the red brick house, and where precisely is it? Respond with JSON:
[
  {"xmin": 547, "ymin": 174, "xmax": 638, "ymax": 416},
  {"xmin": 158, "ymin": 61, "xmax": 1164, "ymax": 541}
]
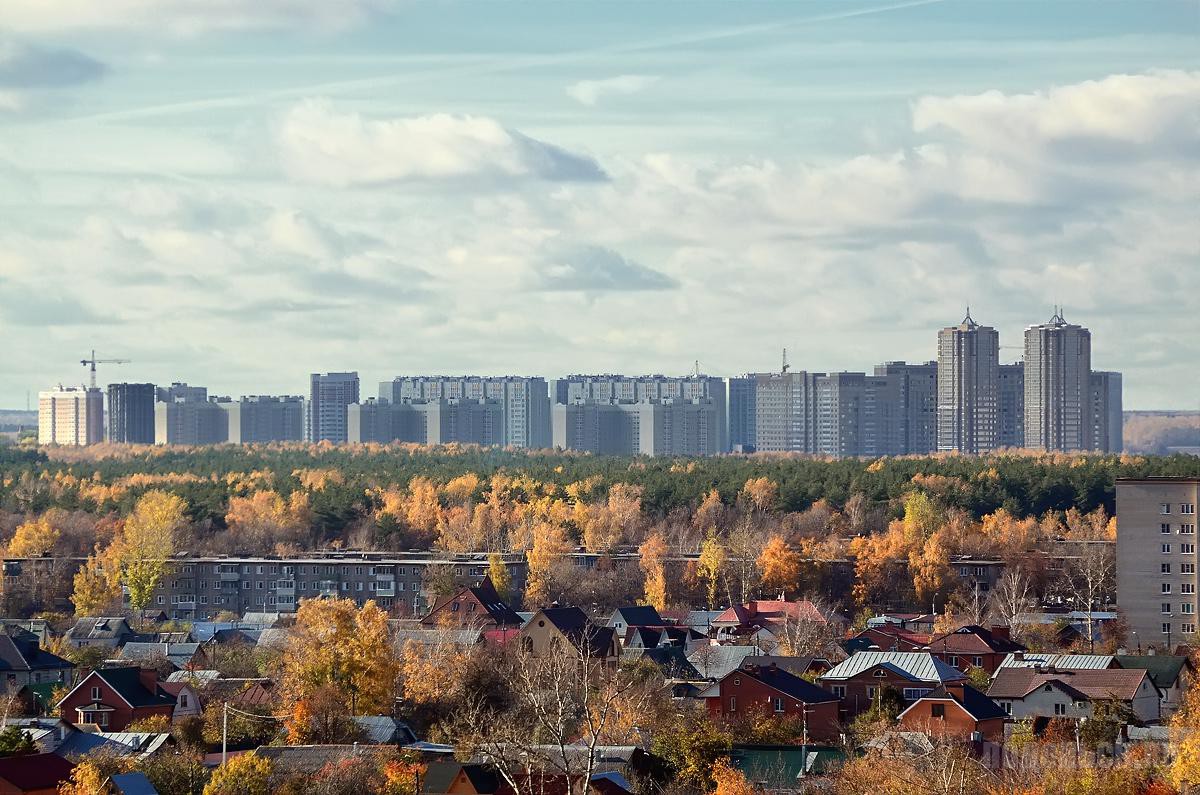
[
  {"xmin": 897, "ymin": 683, "xmax": 1008, "ymax": 741},
  {"xmin": 701, "ymin": 662, "xmax": 841, "ymax": 741},
  {"xmin": 845, "ymin": 625, "xmax": 929, "ymax": 654},
  {"xmin": 421, "ymin": 578, "xmax": 523, "ymax": 630},
  {"xmin": 0, "ymin": 753, "xmax": 75, "ymax": 795},
  {"xmin": 923, "ymin": 625, "xmax": 1025, "ymax": 675},
  {"xmin": 56, "ymin": 666, "xmax": 176, "ymax": 731},
  {"xmin": 818, "ymin": 651, "xmax": 967, "ymax": 719}
]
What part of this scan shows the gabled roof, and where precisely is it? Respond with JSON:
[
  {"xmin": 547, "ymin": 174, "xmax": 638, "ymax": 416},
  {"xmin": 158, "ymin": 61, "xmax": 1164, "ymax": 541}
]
[
  {"xmin": 997, "ymin": 653, "xmax": 1116, "ymax": 671},
  {"xmin": 924, "ymin": 626, "xmax": 1025, "ymax": 655},
  {"xmin": 254, "ymin": 744, "xmax": 390, "ymax": 774},
  {"xmin": 688, "ymin": 646, "xmax": 759, "ymax": 680},
  {"xmin": 422, "ymin": 578, "xmax": 524, "ymax": 628},
  {"xmin": 1114, "ymin": 655, "xmax": 1193, "ymax": 689},
  {"xmin": 712, "ymin": 601, "xmax": 838, "ymax": 627},
  {"xmin": 120, "ymin": 642, "xmax": 204, "ymax": 669},
  {"xmin": 820, "ymin": 652, "xmax": 966, "ymax": 684},
  {"xmin": 533, "ymin": 608, "xmax": 616, "ymax": 656},
  {"xmin": 0, "ymin": 752, "xmax": 74, "ymax": 790},
  {"xmin": 621, "ymin": 646, "xmax": 700, "ymax": 679},
  {"xmin": 726, "ymin": 665, "xmax": 839, "ymax": 704},
  {"xmin": 419, "ymin": 760, "xmax": 501, "ymax": 794},
  {"xmin": 611, "ymin": 606, "xmax": 663, "ymax": 627},
  {"xmin": 898, "ymin": 684, "xmax": 1007, "ymax": 722},
  {"xmin": 66, "ymin": 617, "xmax": 133, "ymax": 642},
  {"xmin": 987, "ymin": 667, "xmax": 1154, "ymax": 701},
  {"xmin": 110, "ymin": 772, "xmax": 159, "ymax": 795},
  {"xmin": 62, "ymin": 667, "xmax": 175, "ymax": 710},
  {"xmin": 0, "ymin": 634, "xmax": 73, "ymax": 673}
]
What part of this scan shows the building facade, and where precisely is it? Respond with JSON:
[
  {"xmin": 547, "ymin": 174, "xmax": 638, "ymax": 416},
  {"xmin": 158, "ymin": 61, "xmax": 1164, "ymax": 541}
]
[
  {"xmin": 222, "ymin": 395, "xmax": 305, "ymax": 443},
  {"xmin": 727, "ymin": 376, "xmax": 756, "ymax": 453},
  {"xmin": 155, "ymin": 385, "xmax": 228, "ymax": 445},
  {"xmin": 381, "ymin": 376, "xmax": 550, "ymax": 448},
  {"xmin": 1024, "ymin": 311, "xmax": 1092, "ymax": 451},
  {"xmin": 1090, "ymin": 370, "xmax": 1124, "ymax": 453},
  {"xmin": 1116, "ymin": 478, "xmax": 1200, "ymax": 648},
  {"xmin": 349, "ymin": 398, "xmax": 505, "ymax": 446},
  {"xmin": 937, "ymin": 311, "xmax": 1000, "ymax": 454},
  {"xmin": 551, "ymin": 398, "xmax": 719, "ymax": 457},
  {"xmin": 753, "ymin": 371, "xmax": 820, "ymax": 453},
  {"xmin": 997, "ymin": 363, "xmax": 1025, "ymax": 449},
  {"xmin": 309, "ymin": 372, "xmax": 359, "ymax": 443},
  {"xmin": 106, "ymin": 383, "xmax": 155, "ymax": 444},
  {"xmin": 873, "ymin": 362, "xmax": 937, "ymax": 455},
  {"xmin": 37, "ymin": 386, "xmax": 104, "ymax": 446}
]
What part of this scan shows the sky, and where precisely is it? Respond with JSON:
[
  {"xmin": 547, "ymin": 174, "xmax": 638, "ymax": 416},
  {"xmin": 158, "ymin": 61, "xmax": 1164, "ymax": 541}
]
[{"xmin": 0, "ymin": 0, "xmax": 1197, "ymax": 410}]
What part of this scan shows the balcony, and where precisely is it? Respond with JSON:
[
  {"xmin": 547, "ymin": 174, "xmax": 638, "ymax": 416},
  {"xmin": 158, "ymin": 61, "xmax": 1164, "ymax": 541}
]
[
  {"xmin": 375, "ymin": 580, "xmax": 395, "ymax": 597},
  {"xmin": 218, "ymin": 572, "xmax": 241, "ymax": 582}
]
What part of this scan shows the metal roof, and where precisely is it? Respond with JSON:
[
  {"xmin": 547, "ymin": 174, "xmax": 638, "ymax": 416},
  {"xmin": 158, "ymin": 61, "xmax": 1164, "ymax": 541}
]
[
  {"xmin": 820, "ymin": 652, "xmax": 966, "ymax": 684},
  {"xmin": 997, "ymin": 653, "xmax": 1114, "ymax": 671}
]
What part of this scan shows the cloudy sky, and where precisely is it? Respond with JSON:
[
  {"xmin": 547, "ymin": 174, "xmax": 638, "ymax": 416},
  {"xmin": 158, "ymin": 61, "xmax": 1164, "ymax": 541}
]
[{"xmin": 0, "ymin": 0, "xmax": 1197, "ymax": 409}]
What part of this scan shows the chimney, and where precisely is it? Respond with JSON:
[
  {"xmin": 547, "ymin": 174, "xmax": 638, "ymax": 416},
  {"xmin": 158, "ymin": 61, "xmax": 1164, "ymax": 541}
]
[
  {"xmin": 990, "ymin": 626, "xmax": 1010, "ymax": 642},
  {"xmin": 138, "ymin": 667, "xmax": 158, "ymax": 694},
  {"xmin": 945, "ymin": 681, "xmax": 966, "ymax": 700},
  {"xmin": 1013, "ymin": 651, "xmax": 1024, "ymax": 662}
]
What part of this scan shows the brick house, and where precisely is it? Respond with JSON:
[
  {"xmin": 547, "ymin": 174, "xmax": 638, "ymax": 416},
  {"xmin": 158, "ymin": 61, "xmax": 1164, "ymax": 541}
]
[
  {"xmin": 701, "ymin": 662, "xmax": 841, "ymax": 741},
  {"xmin": 0, "ymin": 752, "xmax": 75, "ymax": 795},
  {"xmin": 56, "ymin": 667, "xmax": 176, "ymax": 731},
  {"xmin": 421, "ymin": 578, "xmax": 523, "ymax": 630},
  {"xmin": 923, "ymin": 625, "xmax": 1025, "ymax": 675},
  {"xmin": 897, "ymin": 683, "xmax": 1008, "ymax": 741},
  {"xmin": 844, "ymin": 625, "xmax": 928, "ymax": 654},
  {"xmin": 818, "ymin": 652, "xmax": 967, "ymax": 719}
]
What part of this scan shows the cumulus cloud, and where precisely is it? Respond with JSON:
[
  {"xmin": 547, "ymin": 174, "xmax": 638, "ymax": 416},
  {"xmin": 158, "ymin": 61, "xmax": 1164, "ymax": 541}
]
[
  {"xmin": 532, "ymin": 244, "xmax": 677, "ymax": 292},
  {"xmin": 566, "ymin": 74, "xmax": 659, "ymax": 106},
  {"xmin": 0, "ymin": 0, "xmax": 395, "ymax": 35},
  {"xmin": 277, "ymin": 100, "xmax": 607, "ymax": 186}
]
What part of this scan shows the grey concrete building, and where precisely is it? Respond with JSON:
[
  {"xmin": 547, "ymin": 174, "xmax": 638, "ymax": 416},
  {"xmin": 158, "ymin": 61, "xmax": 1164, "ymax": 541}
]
[
  {"xmin": 873, "ymin": 362, "xmax": 937, "ymax": 455},
  {"xmin": 1090, "ymin": 371, "xmax": 1123, "ymax": 454},
  {"xmin": 155, "ymin": 397, "xmax": 228, "ymax": 445},
  {"xmin": 937, "ymin": 311, "xmax": 1000, "ymax": 454},
  {"xmin": 998, "ymin": 363, "xmax": 1026, "ymax": 449},
  {"xmin": 727, "ymin": 376, "xmax": 757, "ymax": 453},
  {"xmin": 815, "ymin": 372, "xmax": 866, "ymax": 457},
  {"xmin": 552, "ymin": 398, "xmax": 718, "ymax": 456},
  {"xmin": 1116, "ymin": 478, "xmax": 1200, "ymax": 649},
  {"xmin": 107, "ymin": 383, "xmax": 155, "ymax": 444},
  {"xmin": 551, "ymin": 374, "xmax": 727, "ymax": 451},
  {"xmin": 222, "ymin": 395, "xmax": 305, "ymax": 443},
  {"xmin": 753, "ymin": 371, "xmax": 820, "ymax": 453},
  {"xmin": 309, "ymin": 372, "xmax": 359, "ymax": 443},
  {"xmin": 349, "ymin": 398, "xmax": 504, "ymax": 446},
  {"xmin": 380, "ymin": 376, "xmax": 550, "ymax": 448},
  {"xmin": 156, "ymin": 382, "xmax": 207, "ymax": 403},
  {"xmin": 1024, "ymin": 311, "xmax": 1093, "ymax": 452}
]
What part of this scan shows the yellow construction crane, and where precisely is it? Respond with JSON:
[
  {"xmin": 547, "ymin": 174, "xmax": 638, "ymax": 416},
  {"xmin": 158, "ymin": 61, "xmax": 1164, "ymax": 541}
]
[{"xmin": 80, "ymin": 350, "xmax": 130, "ymax": 389}]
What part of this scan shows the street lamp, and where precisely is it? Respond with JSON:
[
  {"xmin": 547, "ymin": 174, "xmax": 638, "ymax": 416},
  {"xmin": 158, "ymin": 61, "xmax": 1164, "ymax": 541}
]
[{"xmin": 1133, "ymin": 630, "xmax": 1140, "ymax": 653}]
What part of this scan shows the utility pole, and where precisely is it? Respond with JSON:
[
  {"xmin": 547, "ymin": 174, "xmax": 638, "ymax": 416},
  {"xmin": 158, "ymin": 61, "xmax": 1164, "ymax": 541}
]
[{"xmin": 222, "ymin": 701, "xmax": 228, "ymax": 765}]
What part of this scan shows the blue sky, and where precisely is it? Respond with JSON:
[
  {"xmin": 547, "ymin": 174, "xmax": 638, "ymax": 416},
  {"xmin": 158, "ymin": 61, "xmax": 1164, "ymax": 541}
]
[{"xmin": 1, "ymin": 0, "xmax": 1197, "ymax": 409}]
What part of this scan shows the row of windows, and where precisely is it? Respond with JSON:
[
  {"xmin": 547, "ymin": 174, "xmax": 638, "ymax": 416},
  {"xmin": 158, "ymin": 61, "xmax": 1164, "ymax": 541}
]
[
  {"xmin": 1161, "ymin": 504, "xmax": 1197, "ymax": 515},
  {"xmin": 1161, "ymin": 524, "xmax": 1196, "ymax": 534},
  {"xmin": 1161, "ymin": 544, "xmax": 1196, "ymax": 554},
  {"xmin": 1160, "ymin": 563, "xmax": 1197, "ymax": 574},
  {"xmin": 1160, "ymin": 583, "xmax": 1195, "ymax": 594},
  {"xmin": 180, "ymin": 563, "xmax": 486, "ymax": 576},
  {"xmin": 1161, "ymin": 603, "xmax": 1196, "ymax": 614},
  {"xmin": 1163, "ymin": 622, "xmax": 1197, "ymax": 634}
]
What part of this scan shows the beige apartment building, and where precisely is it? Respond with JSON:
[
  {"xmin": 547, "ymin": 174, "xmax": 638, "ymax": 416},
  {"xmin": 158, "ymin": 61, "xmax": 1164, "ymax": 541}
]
[
  {"xmin": 37, "ymin": 386, "xmax": 104, "ymax": 446},
  {"xmin": 1116, "ymin": 478, "xmax": 1200, "ymax": 649}
]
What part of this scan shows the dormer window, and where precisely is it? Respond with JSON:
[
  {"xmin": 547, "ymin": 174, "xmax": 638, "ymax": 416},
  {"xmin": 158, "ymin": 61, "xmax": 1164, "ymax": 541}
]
[{"xmin": 873, "ymin": 670, "xmax": 887, "ymax": 678}]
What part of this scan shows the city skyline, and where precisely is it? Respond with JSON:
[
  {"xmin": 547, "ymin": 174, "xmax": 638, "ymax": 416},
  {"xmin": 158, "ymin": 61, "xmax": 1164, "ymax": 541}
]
[{"xmin": 2, "ymin": 2, "xmax": 1196, "ymax": 410}]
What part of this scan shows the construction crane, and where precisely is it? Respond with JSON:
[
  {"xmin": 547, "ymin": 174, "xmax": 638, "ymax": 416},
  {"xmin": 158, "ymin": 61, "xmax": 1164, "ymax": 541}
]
[
  {"xmin": 80, "ymin": 350, "xmax": 130, "ymax": 389},
  {"xmin": 781, "ymin": 347, "xmax": 790, "ymax": 374}
]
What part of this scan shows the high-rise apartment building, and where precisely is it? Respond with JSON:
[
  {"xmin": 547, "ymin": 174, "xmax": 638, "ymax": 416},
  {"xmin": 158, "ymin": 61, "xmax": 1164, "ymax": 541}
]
[
  {"xmin": 1090, "ymin": 371, "xmax": 1123, "ymax": 454},
  {"xmin": 815, "ymin": 373, "xmax": 867, "ymax": 458},
  {"xmin": 222, "ymin": 396, "xmax": 305, "ymax": 444},
  {"xmin": 37, "ymin": 386, "xmax": 104, "ymax": 446},
  {"xmin": 551, "ymin": 398, "xmax": 717, "ymax": 457},
  {"xmin": 872, "ymin": 362, "xmax": 937, "ymax": 455},
  {"xmin": 349, "ymin": 398, "xmax": 505, "ymax": 446},
  {"xmin": 550, "ymin": 374, "xmax": 726, "ymax": 451},
  {"xmin": 381, "ymin": 376, "xmax": 550, "ymax": 448},
  {"xmin": 727, "ymin": 376, "xmax": 757, "ymax": 453},
  {"xmin": 309, "ymin": 372, "xmax": 359, "ymax": 443},
  {"xmin": 937, "ymin": 311, "xmax": 1000, "ymax": 454},
  {"xmin": 753, "ymin": 371, "xmax": 820, "ymax": 453},
  {"xmin": 155, "ymin": 394, "xmax": 228, "ymax": 445},
  {"xmin": 1024, "ymin": 311, "xmax": 1092, "ymax": 452},
  {"xmin": 107, "ymin": 383, "xmax": 155, "ymax": 444},
  {"xmin": 1116, "ymin": 477, "xmax": 1200, "ymax": 648},
  {"xmin": 997, "ymin": 363, "xmax": 1025, "ymax": 449},
  {"xmin": 156, "ymin": 383, "xmax": 207, "ymax": 403}
]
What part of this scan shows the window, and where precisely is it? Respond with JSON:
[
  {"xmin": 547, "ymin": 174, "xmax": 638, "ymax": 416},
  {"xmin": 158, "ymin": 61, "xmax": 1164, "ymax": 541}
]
[
  {"xmin": 1184, "ymin": 544, "xmax": 1197, "ymax": 554},
  {"xmin": 451, "ymin": 602, "xmax": 460, "ymax": 613},
  {"xmin": 90, "ymin": 686, "xmax": 100, "ymax": 700},
  {"xmin": 873, "ymin": 669, "xmax": 888, "ymax": 678},
  {"xmin": 728, "ymin": 697, "xmax": 737, "ymax": 712},
  {"xmin": 1184, "ymin": 504, "xmax": 1196, "ymax": 515},
  {"xmin": 931, "ymin": 703, "xmax": 945, "ymax": 719},
  {"xmin": 1164, "ymin": 544, "xmax": 1172, "ymax": 554},
  {"xmin": 867, "ymin": 686, "xmax": 878, "ymax": 699},
  {"xmin": 903, "ymin": 688, "xmax": 932, "ymax": 700},
  {"xmin": 1164, "ymin": 603, "xmax": 1173, "ymax": 614},
  {"xmin": 831, "ymin": 685, "xmax": 845, "ymax": 698},
  {"xmin": 1001, "ymin": 701, "xmax": 1011, "ymax": 714},
  {"xmin": 1184, "ymin": 525, "xmax": 1196, "ymax": 535},
  {"xmin": 1164, "ymin": 583, "xmax": 1173, "ymax": 594},
  {"xmin": 1184, "ymin": 564, "xmax": 1196, "ymax": 574},
  {"xmin": 948, "ymin": 656, "xmax": 958, "ymax": 667},
  {"xmin": 180, "ymin": 694, "xmax": 189, "ymax": 708},
  {"xmin": 1164, "ymin": 623, "xmax": 1173, "ymax": 634},
  {"xmin": 772, "ymin": 697, "xmax": 784, "ymax": 713},
  {"xmin": 1184, "ymin": 603, "xmax": 1195, "ymax": 615},
  {"xmin": 1163, "ymin": 524, "xmax": 1173, "ymax": 534},
  {"xmin": 972, "ymin": 656, "xmax": 983, "ymax": 668},
  {"xmin": 732, "ymin": 677, "xmax": 741, "ymax": 686},
  {"xmin": 1163, "ymin": 504, "xmax": 1173, "ymax": 515},
  {"xmin": 1185, "ymin": 623, "xmax": 1197, "ymax": 635},
  {"xmin": 1186, "ymin": 584, "xmax": 1197, "ymax": 595},
  {"xmin": 1163, "ymin": 564, "xmax": 1173, "ymax": 574},
  {"xmin": 156, "ymin": 596, "xmax": 165, "ymax": 605},
  {"xmin": 1054, "ymin": 703, "xmax": 1067, "ymax": 716}
]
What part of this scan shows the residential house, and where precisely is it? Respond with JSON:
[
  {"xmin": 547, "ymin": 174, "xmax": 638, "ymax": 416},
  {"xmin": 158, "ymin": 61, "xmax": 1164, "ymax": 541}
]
[
  {"xmin": 607, "ymin": 606, "xmax": 664, "ymax": 637},
  {"xmin": 56, "ymin": 667, "xmax": 176, "ymax": 731},
  {"xmin": 701, "ymin": 662, "xmax": 840, "ymax": 741},
  {"xmin": 986, "ymin": 666, "xmax": 1161, "ymax": 724},
  {"xmin": 818, "ymin": 652, "xmax": 967, "ymax": 719},
  {"xmin": 254, "ymin": 745, "xmax": 393, "ymax": 777},
  {"xmin": 996, "ymin": 653, "xmax": 1117, "ymax": 672},
  {"xmin": 0, "ymin": 627, "xmax": 74, "ymax": 687},
  {"xmin": 421, "ymin": 760, "xmax": 500, "ymax": 794},
  {"xmin": 420, "ymin": 578, "xmax": 523, "ymax": 630},
  {"xmin": 897, "ymin": 683, "xmax": 1008, "ymax": 741},
  {"xmin": 159, "ymin": 681, "xmax": 202, "ymax": 721},
  {"xmin": 0, "ymin": 752, "xmax": 75, "ymax": 795},
  {"xmin": 710, "ymin": 601, "xmax": 846, "ymax": 646},
  {"xmin": 118, "ymin": 642, "xmax": 209, "ymax": 672},
  {"xmin": 923, "ymin": 625, "xmax": 1025, "ymax": 675},
  {"xmin": 520, "ymin": 607, "xmax": 618, "ymax": 662},
  {"xmin": 0, "ymin": 621, "xmax": 50, "ymax": 646},
  {"xmin": 867, "ymin": 613, "xmax": 938, "ymax": 634},
  {"xmin": 844, "ymin": 625, "xmax": 928, "ymax": 655},
  {"xmin": 620, "ymin": 646, "xmax": 700, "ymax": 680},
  {"xmin": 1114, "ymin": 655, "xmax": 1196, "ymax": 717},
  {"xmin": 64, "ymin": 617, "xmax": 135, "ymax": 651}
]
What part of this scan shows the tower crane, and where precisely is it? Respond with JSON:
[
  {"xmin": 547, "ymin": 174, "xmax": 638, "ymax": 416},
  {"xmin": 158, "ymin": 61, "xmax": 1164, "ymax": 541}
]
[{"xmin": 80, "ymin": 350, "xmax": 130, "ymax": 389}]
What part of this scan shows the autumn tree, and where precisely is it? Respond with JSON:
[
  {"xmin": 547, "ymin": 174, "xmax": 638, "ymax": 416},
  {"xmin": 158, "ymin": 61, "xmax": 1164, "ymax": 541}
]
[
  {"xmin": 111, "ymin": 490, "xmax": 187, "ymax": 613},
  {"xmin": 525, "ymin": 520, "xmax": 571, "ymax": 608},
  {"xmin": 204, "ymin": 753, "xmax": 272, "ymax": 795},
  {"xmin": 639, "ymin": 532, "xmax": 669, "ymax": 611},
  {"xmin": 70, "ymin": 545, "xmax": 123, "ymax": 616},
  {"xmin": 693, "ymin": 489, "xmax": 725, "ymax": 534},
  {"xmin": 989, "ymin": 566, "xmax": 1036, "ymax": 636},
  {"xmin": 757, "ymin": 535, "xmax": 801, "ymax": 598},
  {"xmin": 225, "ymin": 490, "xmax": 310, "ymax": 551},
  {"xmin": 697, "ymin": 534, "xmax": 726, "ymax": 609},
  {"xmin": 487, "ymin": 552, "xmax": 512, "ymax": 603},
  {"xmin": 710, "ymin": 758, "xmax": 753, "ymax": 795},
  {"xmin": 739, "ymin": 477, "xmax": 778, "ymax": 514},
  {"xmin": 7, "ymin": 512, "xmax": 60, "ymax": 558}
]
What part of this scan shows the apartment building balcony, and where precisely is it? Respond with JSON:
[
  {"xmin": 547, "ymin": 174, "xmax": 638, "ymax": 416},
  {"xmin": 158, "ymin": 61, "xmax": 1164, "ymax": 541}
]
[
  {"xmin": 375, "ymin": 580, "xmax": 395, "ymax": 597},
  {"xmin": 318, "ymin": 581, "xmax": 339, "ymax": 597},
  {"xmin": 274, "ymin": 581, "xmax": 296, "ymax": 596},
  {"xmin": 219, "ymin": 571, "xmax": 241, "ymax": 582}
]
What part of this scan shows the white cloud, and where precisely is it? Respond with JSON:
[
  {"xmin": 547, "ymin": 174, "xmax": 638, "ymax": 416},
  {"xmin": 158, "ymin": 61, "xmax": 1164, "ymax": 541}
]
[
  {"xmin": 0, "ymin": 0, "xmax": 395, "ymax": 34},
  {"xmin": 566, "ymin": 74, "xmax": 659, "ymax": 106},
  {"xmin": 277, "ymin": 100, "xmax": 608, "ymax": 187}
]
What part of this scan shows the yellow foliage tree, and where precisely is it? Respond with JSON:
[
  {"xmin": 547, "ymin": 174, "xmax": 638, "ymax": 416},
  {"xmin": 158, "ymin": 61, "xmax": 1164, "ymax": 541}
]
[
  {"xmin": 698, "ymin": 534, "xmax": 726, "ymax": 608},
  {"xmin": 442, "ymin": 473, "xmax": 481, "ymax": 506},
  {"xmin": 70, "ymin": 546, "xmax": 123, "ymax": 616},
  {"xmin": 910, "ymin": 531, "xmax": 951, "ymax": 609},
  {"xmin": 399, "ymin": 638, "xmax": 466, "ymax": 708},
  {"xmin": 204, "ymin": 752, "xmax": 273, "ymax": 795},
  {"xmin": 58, "ymin": 760, "xmax": 110, "ymax": 795},
  {"xmin": 739, "ymin": 477, "xmax": 778, "ymax": 514},
  {"xmin": 112, "ymin": 490, "xmax": 186, "ymax": 612},
  {"xmin": 693, "ymin": 489, "xmax": 724, "ymax": 531},
  {"xmin": 525, "ymin": 520, "xmax": 571, "ymax": 607},
  {"xmin": 639, "ymin": 532, "xmax": 669, "ymax": 610},
  {"xmin": 757, "ymin": 535, "xmax": 801, "ymax": 598},
  {"xmin": 711, "ymin": 758, "xmax": 754, "ymax": 795},
  {"xmin": 225, "ymin": 490, "xmax": 310, "ymax": 550},
  {"xmin": 487, "ymin": 552, "xmax": 512, "ymax": 602},
  {"xmin": 7, "ymin": 512, "xmax": 60, "ymax": 558},
  {"xmin": 405, "ymin": 477, "xmax": 442, "ymax": 543}
]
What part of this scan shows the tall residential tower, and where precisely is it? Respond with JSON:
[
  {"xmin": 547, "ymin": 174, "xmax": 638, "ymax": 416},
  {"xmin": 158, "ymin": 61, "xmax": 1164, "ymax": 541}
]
[
  {"xmin": 936, "ymin": 310, "xmax": 1000, "ymax": 454},
  {"xmin": 1024, "ymin": 310, "xmax": 1092, "ymax": 452}
]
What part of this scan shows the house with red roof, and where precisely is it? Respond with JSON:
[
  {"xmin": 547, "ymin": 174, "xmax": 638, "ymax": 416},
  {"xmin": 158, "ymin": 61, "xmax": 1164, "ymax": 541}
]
[
  {"xmin": 700, "ymin": 661, "xmax": 841, "ymax": 741},
  {"xmin": 421, "ymin": 578, "xmax": 524, "ymax": 630},
  {"xmin": 55, "ymin": 666, "xmax": 176, "ymax": 731},
  {"xmin": 818, "ymin": 652, "xmax": 967, "ymax": 719},
  {"xmin": 897, "ymin": 682, "xmax": 1008, "ymax": 741},
  {"xmin": 0, "ymin": 752, "xmax": 75, "ymax": 795},
  {"xmin": 986, "ymin": 666, "xmax": 1161, "ymax": 724},
  {"xmin": 710, "ymin": 601, "xmax": 846, "ymax": 645},
  {"xmin": 923, "ymin": 625, "xmax": 1025, "ymax": 675}
]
